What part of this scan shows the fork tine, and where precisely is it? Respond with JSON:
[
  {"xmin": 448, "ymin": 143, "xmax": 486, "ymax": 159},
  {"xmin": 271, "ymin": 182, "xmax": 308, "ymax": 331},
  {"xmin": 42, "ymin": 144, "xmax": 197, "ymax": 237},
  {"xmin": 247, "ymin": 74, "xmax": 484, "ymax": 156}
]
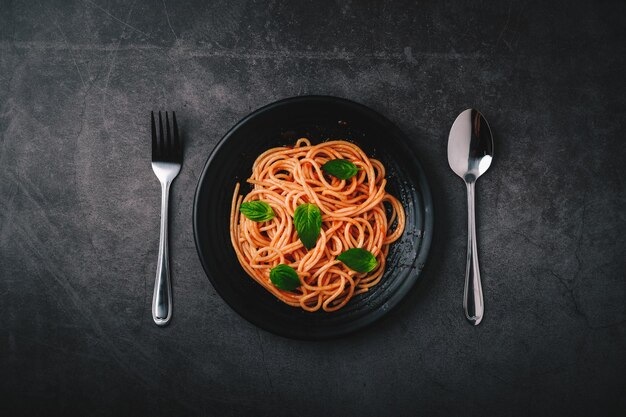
[
  {"xmin": 172, "ymin": 111, "xmax": 180, "ymax": 159},
  {"xmin": 158, "ymin": 111, "xmax": 164, "ymax": 155},
  {"xmin": 165, "ymin": 111, "xmax": 171, "ymax": 158},
  {"xmin": 151, "ymin": 111, "xmax": 157, "ymax": 158}
]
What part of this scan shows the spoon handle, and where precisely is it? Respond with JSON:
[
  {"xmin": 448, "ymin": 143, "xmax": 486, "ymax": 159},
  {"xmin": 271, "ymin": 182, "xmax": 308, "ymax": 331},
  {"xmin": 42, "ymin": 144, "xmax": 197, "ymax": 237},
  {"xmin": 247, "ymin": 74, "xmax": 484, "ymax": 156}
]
[{"xmin": 464, "ymin": 181, "xmax": 484, "ymax": 325}]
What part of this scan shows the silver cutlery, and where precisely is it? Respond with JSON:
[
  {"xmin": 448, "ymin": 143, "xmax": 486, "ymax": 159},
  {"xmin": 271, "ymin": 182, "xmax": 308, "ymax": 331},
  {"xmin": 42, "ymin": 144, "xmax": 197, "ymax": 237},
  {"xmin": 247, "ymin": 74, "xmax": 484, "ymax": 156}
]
[
  {"xmin": 447, "ymin": 109, "xmax": 493, "ymax": 326},
  {"xmin": 151, "ymin": 111, "xmax": 182, "ymax": 326}
]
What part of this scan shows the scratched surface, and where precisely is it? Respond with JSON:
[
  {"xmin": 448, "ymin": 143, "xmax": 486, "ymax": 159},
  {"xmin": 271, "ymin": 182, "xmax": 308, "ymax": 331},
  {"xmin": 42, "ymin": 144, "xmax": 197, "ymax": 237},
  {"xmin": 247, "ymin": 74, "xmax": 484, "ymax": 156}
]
[{"xmin": 1, "ymin": 0, "xmax": 625, "ymax": 416}]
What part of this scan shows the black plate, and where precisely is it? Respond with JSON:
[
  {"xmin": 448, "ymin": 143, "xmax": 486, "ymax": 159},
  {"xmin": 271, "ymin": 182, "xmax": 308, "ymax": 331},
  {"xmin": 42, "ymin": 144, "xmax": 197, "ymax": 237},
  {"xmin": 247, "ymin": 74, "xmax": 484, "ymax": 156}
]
[{"xmin": 193, "ymin": 96, "xmax": 433, "ymax": 340}]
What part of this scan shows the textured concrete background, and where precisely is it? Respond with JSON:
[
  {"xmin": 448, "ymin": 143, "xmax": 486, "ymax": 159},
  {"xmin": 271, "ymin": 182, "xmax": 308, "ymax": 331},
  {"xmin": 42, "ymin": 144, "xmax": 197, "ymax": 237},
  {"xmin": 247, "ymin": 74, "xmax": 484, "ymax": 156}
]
[{"xmin": 1, "ymin": 0, "xmax": 625, "ymax": 416}]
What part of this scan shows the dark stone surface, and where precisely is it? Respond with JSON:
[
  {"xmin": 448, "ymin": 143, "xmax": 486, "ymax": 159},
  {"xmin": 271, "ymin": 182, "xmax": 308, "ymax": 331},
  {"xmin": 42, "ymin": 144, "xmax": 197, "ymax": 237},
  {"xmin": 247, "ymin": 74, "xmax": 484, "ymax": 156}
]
[{"xmin": 1, "ymin": 0, "xmax": 625, "ymax": 415}]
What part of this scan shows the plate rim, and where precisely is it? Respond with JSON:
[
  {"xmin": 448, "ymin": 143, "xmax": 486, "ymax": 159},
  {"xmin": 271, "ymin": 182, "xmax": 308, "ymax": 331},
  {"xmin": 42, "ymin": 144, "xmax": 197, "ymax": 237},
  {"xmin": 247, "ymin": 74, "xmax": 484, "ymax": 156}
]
[{"xmin": 192, "ymin": 95, "xmax": 434, "ymax": 340}]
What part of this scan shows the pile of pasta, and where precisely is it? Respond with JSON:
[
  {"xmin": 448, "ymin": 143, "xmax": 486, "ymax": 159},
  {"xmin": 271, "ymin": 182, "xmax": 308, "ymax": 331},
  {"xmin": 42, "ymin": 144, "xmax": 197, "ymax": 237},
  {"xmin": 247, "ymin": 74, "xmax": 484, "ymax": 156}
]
[{"xmin": 230, "ymin": 138, "xmax": 405, "ymax": 312}]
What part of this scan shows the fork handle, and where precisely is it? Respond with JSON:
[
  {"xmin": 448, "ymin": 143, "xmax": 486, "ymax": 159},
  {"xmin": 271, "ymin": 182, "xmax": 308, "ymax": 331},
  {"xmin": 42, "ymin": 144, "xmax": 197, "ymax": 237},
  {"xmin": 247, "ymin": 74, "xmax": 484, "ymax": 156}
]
[{"xmin": 153, "ymin": 180, "xmax": 173, "ymax": 326}]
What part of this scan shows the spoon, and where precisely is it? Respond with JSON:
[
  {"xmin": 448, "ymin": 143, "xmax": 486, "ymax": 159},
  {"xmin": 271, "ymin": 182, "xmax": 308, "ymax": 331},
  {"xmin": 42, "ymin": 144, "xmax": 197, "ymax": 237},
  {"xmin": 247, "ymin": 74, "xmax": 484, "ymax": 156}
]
[{"xmin": 447, "ymin": 109, "xmax": 494, "ymax": 326}]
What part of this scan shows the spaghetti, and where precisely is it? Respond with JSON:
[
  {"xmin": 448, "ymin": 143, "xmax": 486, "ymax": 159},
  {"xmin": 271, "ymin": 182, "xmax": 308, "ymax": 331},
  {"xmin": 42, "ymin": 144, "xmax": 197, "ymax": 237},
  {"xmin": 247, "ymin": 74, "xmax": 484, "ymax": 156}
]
[{"xmin": 229, "ymin": 138, "xmax": 405, "ymax": 312}]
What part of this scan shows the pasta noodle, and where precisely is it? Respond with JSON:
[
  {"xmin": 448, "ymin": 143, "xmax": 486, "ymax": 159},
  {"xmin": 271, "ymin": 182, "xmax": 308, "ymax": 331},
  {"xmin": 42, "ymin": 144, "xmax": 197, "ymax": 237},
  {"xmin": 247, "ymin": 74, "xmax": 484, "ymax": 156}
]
[{"xmin": 229, "ymin": 138, "xmax": 405, "ymax": 312}]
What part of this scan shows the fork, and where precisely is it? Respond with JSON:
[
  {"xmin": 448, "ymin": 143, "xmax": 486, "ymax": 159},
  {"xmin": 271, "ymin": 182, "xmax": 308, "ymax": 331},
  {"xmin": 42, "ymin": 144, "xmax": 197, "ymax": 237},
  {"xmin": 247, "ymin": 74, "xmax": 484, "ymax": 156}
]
[{"xmin": 151, "ymin": 111, "xmax": 182, "ymax": 326}]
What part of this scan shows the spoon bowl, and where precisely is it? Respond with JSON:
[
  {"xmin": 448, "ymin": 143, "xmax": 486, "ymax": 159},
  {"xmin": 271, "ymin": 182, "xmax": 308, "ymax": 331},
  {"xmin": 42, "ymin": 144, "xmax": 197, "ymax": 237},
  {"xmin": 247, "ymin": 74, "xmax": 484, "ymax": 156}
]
[{"xmin": 448, "ymin": 109, "xmax": 494, "ymax": 182}]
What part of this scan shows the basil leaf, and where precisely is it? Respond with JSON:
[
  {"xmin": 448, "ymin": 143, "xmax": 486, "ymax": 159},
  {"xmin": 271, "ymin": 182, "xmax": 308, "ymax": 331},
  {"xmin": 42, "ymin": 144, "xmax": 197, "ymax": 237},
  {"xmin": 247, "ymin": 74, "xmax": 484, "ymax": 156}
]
[
  {"xmin": 239, "ymin": 201, "xmax": 275, "ymax": 222},
  {"xmin": 293, "ymin": 203, "xmax": 322, "ymax": 250},
  {"xmin": 270, "ymin": 264, "xmax": 301, "ymax": 291},
  {"xmin": 322, "ymin": 159, "xmax": 359, "ymax": 180},
  {"xmin": 337, "ymin": 248, "xmax": 378, "ymax": 273}
]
